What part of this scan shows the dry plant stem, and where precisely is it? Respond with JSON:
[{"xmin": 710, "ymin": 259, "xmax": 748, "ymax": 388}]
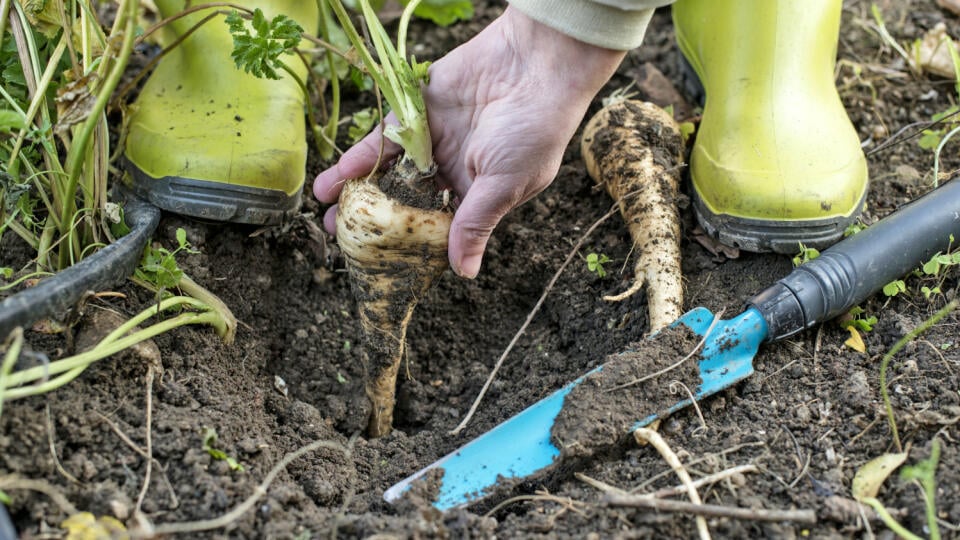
[
  {"xmin": 635, "ymin": 427, "xmax": 711, "ymax": 540},
  {"xmin": 646, "ymin": 464, "xmax": 759, "ymax": 499},
  {"xmin": 631, "ymin": 441, "xmax": 766, "ymax": 494},
  {"xmin": 578, "ymin": 464, "xmax": 759, "ymax": 500},
  {"xmin": 483, "ymin": 492, "xmax": 588, "ymax": 518},
  {"xmin": 45, "ymin": 405, "xmax": 80, "ymax": 484},
  {"xmin": 0, "ymin": 475, "xmax": 78, "ymax": 515},
  {"xmin": 449, "ymin": 203, "xmax": 621, "ymax": 436},
  {"xmin": 94, "ymin": 410, "xmax": 179, "ymax": 508},
  {"xmin": 136, "ymin": 439, "xmax": 353, "ymax": 538},
  {"xmin": 135, "ymin": 366, "xmax": 156, "ymax": 515},
  {"xmin": 336, "ymin": 175, "xmax": 451, "ymax": 437},
  {"xmin": 575, "ymin": 472, "xmax": 629, "ymax": 495},
  {"xmin": 605, "ymin": 493, "xmax": 818, "ymax": 524},
  {"xmin": 669, "ymin": 380, "xmax": 707, "ymax": 432},
  {"xmin": 581, "ymin": 100, "xmax": 686, "ymax": 331}
]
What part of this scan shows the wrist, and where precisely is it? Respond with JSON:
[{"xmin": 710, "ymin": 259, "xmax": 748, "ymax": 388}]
[{"xmin": 500, "ymin": 6, "xmax": 627, "ymax": 98}]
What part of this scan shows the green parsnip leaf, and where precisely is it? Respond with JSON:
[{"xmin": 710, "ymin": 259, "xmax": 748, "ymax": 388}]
[
  {"xmin": 407, "ymin": 0, "xmax": 473, "ymax": 27},
  {"xmin": 226, "ymin": 9, "xmax": 303, "ymax": 80}
]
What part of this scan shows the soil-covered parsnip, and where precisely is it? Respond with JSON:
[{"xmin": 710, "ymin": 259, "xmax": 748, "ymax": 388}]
[
  {"xmin": 327, "ymin": 0, "xmax": 450, "ymax": 437},
  {"xmin": 336, "ymin": 179, "xmax": 451, "ymax": 437},
  {"xmin": 580, "ymin": 100, "xmax": 686, "ymax": 331}
]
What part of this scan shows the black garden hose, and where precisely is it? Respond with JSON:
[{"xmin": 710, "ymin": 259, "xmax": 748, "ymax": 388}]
[{"xmin": 0, "ymin": 196, "xmax": 161, "ymax": 340}]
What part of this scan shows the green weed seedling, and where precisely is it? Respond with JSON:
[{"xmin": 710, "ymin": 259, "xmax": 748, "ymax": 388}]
[
  {"xmin": 586, "ymin": 252, "xmax": 611, "ymax": 278},
  {"xmin": 134, "ymin": 228, "xmax": 198, "ymax": 294},
  {"xmin": 792, "ymin": 242, "xmax": 820, "ymax": 267},
  {"xmin": 916, "ymin": 235, "xmax": 960, "ymax": 300},
  {"xmin": 842, "ymin": 306, "xmax": 878, "ymax": 333},
  {"xmin": 839, "ymin": 306, "xmax": 877, "ymax": 353},
  {"xmin": 202, "ymin": 427, "xmax": 245, "ymax": 472},
  {"xmin": 900, "ymin": 439, "xmax": 942, "ymax": 540},
  {"xmin": 347, "ymin": 108, "xmax": 379, "ymax": 145},
  {"xmin": 843, "ymin": 219, "xmax": 867, "ymax": 237}
]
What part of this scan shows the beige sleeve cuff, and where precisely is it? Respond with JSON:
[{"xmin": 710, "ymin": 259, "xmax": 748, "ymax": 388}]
[{"xmin": 507, "ymin": 0, "xmax": 673, "ymax": 50}]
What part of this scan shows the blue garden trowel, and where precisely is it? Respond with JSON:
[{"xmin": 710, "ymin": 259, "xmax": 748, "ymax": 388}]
[{"xmin": 385, "ymin": 177, "xmax": 960, "ymax": 512}]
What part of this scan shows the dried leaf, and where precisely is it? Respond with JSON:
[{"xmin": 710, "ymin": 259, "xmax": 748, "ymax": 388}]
[
  {"xmin": 913, "ymin": 23, "xmax": 960, "ymax": 79},
  {"xmin": 691, "ymin": 226, "xmax": 740, "ymax": 260},
  {"xmin": 852, "ymin": 452, "xmax": 907, "ymax": 500},
  {"xmin": 908, "ymin": 405, "xmax": 960, "ymax": 426},
  {"xmin": 23, "ymin": 0, "xmax": 65, "ymax": 38},
  {"xmin": 61, "ymin": 512, "xmax": 129, "ymax": 540},
  {"xmin": 633, "ymin": 62, "xmax": 694, "ymax": 121},
  {"xmin": 844, "ymin": 326, "xmax": 867, "ymax": 353},
  {"xmin": 55, "ymin": 73, "xmax": 98, "ymax": 136}
]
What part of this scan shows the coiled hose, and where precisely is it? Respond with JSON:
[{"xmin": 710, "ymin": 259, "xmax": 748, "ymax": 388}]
[{"xmin": 0, "ymin": 196, "xmax": 161, "ymax": 339}]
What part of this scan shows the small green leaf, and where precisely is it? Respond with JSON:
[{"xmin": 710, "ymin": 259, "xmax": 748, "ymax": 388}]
[
  {"xmin": 844, "ymin": 221, "xmax": 866, "ymax": 237},
  {"xmin": 923, "ymin": 258, "xmax": 941, "ymax": 275},
  {"xmin": 918, "ymin": 129, "xmax": 943, "ymax": 150},
  {"xmin": 792, "ymin": 243, "xmax": 820, "ymax": 267},
  {"xmin": 0, "ymin": 267, "xmax": 12, "ymax": 280},
  {"xmin": 405, "ymin": 0, "xmax": 473, "ymax": 27},
  {"xmin": 175, "ymin": 227, "xmax": 188, "ymax": 249},
  {"xmin": 0, "ymin": 109, "xmax": 25, "ymax": 132},
  {"xmin": 882, "ymin": 280, "xmax": 906, "ymax": 297},
  {"xmin": 347, "ymin": 108, "xmax": 378, "ymax": 144},
  {"xmin": 921, "ymin": 286, "xmax": 941, "ymax": 299}
]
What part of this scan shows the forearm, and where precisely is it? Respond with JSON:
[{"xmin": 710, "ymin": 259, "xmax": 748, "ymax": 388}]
[{"xmin": 507, "ymin": 0, "xmax": 674, "ymax": 50}]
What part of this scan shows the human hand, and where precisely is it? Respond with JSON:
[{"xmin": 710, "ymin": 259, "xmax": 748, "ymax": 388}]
[{"xmin": 314, "ymin": 6, "xmax": 626, "ymax": 278}]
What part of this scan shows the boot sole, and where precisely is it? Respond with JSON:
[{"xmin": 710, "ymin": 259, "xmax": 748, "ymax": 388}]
[
  {"xmin": 693, "ymin": 189, "xmax": 867, "ymax": 254},
  {"xmin": 126, "ymin": 159, "xmax": 301, "ymax": 225}
]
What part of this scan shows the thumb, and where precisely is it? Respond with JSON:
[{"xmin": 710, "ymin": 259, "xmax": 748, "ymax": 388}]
[{"xmin": 448, "ymin": 175, "xmax": 526, "ymax": 279}]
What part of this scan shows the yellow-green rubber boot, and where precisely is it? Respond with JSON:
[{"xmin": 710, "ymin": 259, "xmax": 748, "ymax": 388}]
[
  {"xmin": 124, "ymin": 0, "xmax": 318, "ymax": 224},
  {"xmin": 673, "ymin": 0, "xmax": 869, "ymax": 253}
]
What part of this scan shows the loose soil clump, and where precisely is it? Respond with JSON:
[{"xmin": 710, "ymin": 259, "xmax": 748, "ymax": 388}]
[{"xmin": 552, "ymin": 325, "xmax": 702, "ymax": 461}]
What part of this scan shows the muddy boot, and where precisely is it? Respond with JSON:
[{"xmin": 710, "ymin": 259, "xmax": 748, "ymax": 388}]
[
  {"xmin": 124, "ymin": 0, "xmax": 318, "ymax": 224},
  {"xmin": 673, "ymin": 0, "xmax": 869, "ymax": 253}
]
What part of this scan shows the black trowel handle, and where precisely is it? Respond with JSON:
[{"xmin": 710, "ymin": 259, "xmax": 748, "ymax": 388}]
[{"xmin": 749, "ymin": 178, "xmax": 960, "ymax": 341}]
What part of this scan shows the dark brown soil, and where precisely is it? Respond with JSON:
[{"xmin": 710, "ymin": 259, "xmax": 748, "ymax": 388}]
[
  {"xmin": 552, "ymin": 325, "xmax": 703, "ymax": 461},
  {"xmin": 3, "ymin": 1, "xmax": 960, "ymax": 539}
]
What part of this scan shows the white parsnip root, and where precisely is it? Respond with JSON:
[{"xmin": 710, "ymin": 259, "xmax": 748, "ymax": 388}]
[
  {"xmin": 336, "ymin": 175, "xmax": 452, "ymax": 437},
  {"xmin": 580, "ymin": 100, "xmax": 686, "ymax": 331}
]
